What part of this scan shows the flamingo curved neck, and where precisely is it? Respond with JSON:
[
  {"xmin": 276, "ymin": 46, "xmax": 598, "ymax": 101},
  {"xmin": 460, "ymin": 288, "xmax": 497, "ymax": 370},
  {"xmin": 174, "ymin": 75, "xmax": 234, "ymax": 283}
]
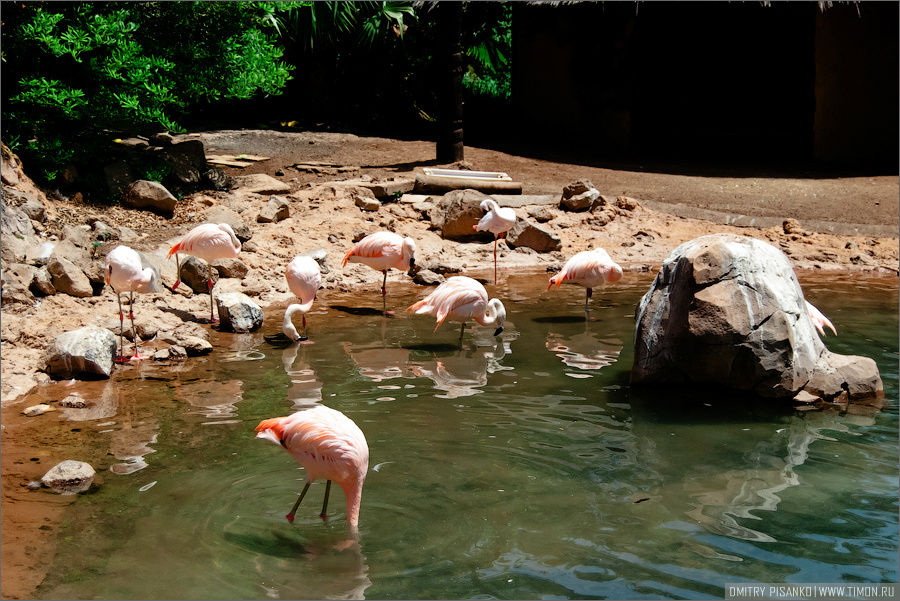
[
  {"xmin": 476, "ymin": 298, "xmax": 504, "ymax": 327},
  {"xmin": 282, "ymin": 303, "xmax": 313, "ymax": 339},
  {"xmin": 343, "ymin": 479, "xmax": 364, "ymax": 528}
]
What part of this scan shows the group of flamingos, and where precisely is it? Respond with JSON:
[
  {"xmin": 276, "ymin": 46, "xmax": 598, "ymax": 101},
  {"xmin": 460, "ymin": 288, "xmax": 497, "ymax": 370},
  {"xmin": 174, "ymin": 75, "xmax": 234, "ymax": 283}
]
[{"xmin": 104, "ymin": 198, "xmax": 836, "ymax": 529}]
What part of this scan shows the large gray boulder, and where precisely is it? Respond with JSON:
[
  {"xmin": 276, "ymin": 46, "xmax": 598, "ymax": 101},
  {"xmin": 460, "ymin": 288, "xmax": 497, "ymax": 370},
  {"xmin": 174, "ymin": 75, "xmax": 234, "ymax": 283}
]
[
  {"xmin": 216, "ymin": 292, "xmax": 263, "ymax": 333},
  {"xmin": 427, "ymin": 189, "xmax": 494, "ymax": 241},
  {"xmin": 631, "ymin": 234, "xmax": 883, "ymax": 400},
  {"xmin": 45, "ymin": 325, "xmax": 117, "ymax": 379}
]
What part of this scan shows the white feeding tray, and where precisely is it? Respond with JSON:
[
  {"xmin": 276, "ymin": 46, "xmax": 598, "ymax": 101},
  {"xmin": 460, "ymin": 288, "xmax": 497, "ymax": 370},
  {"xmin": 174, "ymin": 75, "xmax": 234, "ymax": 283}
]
[{"xmin": 422, "ymin": 168, "xmax": 512, "ymax": 181}]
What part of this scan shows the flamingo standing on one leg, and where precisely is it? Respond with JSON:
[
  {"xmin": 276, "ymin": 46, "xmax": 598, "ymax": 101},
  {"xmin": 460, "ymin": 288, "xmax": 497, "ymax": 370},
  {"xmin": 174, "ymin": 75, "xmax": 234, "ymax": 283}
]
[
  {"xmin": 805, "ymin": 300, "xmax": 837, "ymax": 337},
  {"xmin": 166, "ymin": 223, "xmax": 241, "ymax": 323},
  {"xmin": 342, "ymin": 231, "xmax": 416, "ymax": 313},
  {"xmin": 105, "ymin": 245, "xmax": 159, "ymax": 362},
  {"xmin": 284, "ymin": 255, "xmax": 322, "ymax": 342},
  {"xmin": 548, "ymin": 248, "xmax": 623, "ymax": 316},
  {"xmin": 474, "ymin": 198, "xmax": 516, "ymax": 284},
  {"xmin": 408, "ymin": 275, "xmax": 506, "ymax": 347},
  {"xmin": 255, "ymin": 405, "xmax": 369, "ymax": 528}
]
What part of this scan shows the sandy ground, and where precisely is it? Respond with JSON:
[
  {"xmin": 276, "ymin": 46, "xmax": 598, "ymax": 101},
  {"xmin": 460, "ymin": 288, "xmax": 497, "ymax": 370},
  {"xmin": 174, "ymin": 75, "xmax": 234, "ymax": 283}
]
[{"xmin": 0, "ymin": 130, "xmax": 898, "ymax": 600}]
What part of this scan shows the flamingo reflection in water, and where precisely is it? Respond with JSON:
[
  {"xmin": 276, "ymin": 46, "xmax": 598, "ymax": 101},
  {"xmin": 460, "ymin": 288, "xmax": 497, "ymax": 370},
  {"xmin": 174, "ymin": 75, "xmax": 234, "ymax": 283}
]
[
  {"xmin": 281, "ymin": 343, "xmax": 323, "ymax": 410},
  {"xmin": 344, "ymin": 318, "xmax": 514, "ymax": 399},
  {"xmin": 545, "ymin": 319, "xmax": 623, "ymax": 373}
]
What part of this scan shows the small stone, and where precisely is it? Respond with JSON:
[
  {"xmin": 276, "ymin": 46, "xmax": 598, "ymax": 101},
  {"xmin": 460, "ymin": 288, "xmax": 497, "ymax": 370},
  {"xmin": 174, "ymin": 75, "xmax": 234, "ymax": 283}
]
[
  {"xmin": 615, "ymin": 196, "xmax": 639, "ymax": 211},
  {"xmin": 783, "ymin": 218, "xmax": 803, "ymax": 235},
  {"xmin": 23, "ymin": 404, "xmax": 53, "ymax": 416},
  {"xmin": 231, "ymin": 173, "xmax": 290, "ymax": 195},
  {"xmin": 58, "ymin": 395, "xmax": 88, "ymax": 408},
  {"xmin": 256, "ymin": 196, "xmax": 290, "ymax": 223},
  {"xmin": 124, "ymin": 180, "xmax": 177, "ymax": 215},
  {"xmin": 46, "ymin": 257, "xmax": 93, "ymax": 297},
  {"xmin": 352, "ymin": 230, "xmax": 368, "ymax": 243},
  {"xmin": 845, "ymin": 241, "xmax": 858, "ymax": 250},
  {"xmin": 168, "ymin": 345, "xmax": 188, "ymax": 360},
  {"xmin": 41, "ymin": 460, "xmax": 95, "ymax": 494},
  {"xmin": 216, "ymin": 292, "xmax": 263, "ymax": 333},
  {"xmin": 355, "ymin": 195, "xmax": 381, "ymax": 212},
  {"xmin": 210, "ymin": 258, "xmax": 249, "ymax": 279},
  {"xmin": 181, "ymin": 336, "xmax": 213, "ymax": 356},
  {"xmin": 153, "ymin": 348, "xmax": 171, "ymax": 361},
  {"xmin": 793, "ymin": 390, "xmax": 820, "ymax": 404},
  {"xmin": 413, "ymin": 269, "xmax": 445, "ymax": 286}
]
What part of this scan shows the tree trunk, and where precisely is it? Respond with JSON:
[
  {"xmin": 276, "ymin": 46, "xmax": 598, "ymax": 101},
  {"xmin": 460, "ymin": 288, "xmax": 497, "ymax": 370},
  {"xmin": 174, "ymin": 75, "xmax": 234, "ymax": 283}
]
[{"xmin": 436, "ymin": 2, "xmax": 464, "ymax": 162}]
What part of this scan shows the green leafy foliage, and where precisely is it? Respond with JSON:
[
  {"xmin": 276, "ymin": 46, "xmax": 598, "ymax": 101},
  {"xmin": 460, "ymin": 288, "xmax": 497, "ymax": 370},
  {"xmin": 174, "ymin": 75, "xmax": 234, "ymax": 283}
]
[{"xmin": 2, "ymin": 2, "xmax": 292, "ymax": 187}]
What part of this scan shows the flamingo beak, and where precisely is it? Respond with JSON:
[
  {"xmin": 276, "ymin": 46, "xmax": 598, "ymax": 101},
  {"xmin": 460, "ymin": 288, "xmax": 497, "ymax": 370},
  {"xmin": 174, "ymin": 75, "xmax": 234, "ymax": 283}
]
[{"xmin": 493, "ymin": 326, "xmax": 504, "ymax": 336}]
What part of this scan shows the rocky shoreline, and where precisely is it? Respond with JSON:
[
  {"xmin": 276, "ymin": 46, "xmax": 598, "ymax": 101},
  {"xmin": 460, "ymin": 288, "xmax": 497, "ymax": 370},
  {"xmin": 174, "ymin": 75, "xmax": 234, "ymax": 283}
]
[{"xmin": 2, "ymin": 136, "xmax": 898, "ymax": 407}]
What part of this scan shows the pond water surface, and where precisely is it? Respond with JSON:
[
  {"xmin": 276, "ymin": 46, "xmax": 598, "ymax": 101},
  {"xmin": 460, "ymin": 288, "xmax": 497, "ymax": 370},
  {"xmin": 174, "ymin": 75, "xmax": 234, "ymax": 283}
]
[{"xmin": 3, "ymin": 271, "xmax": 898, "ymax": 600}]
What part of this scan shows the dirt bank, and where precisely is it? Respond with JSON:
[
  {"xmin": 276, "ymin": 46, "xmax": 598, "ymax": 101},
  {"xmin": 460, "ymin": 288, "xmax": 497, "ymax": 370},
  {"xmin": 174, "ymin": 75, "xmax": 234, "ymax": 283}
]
[{"xmin": 1, "ymin": 130, "xmax": 898, "ymax": 407}]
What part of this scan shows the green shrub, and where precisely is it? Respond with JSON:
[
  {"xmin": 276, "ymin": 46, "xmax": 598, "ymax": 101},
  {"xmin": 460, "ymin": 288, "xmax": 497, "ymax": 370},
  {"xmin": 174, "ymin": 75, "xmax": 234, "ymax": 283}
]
[{"xmin": 2, "ymin": 1, "xmax": 292, "ymax": 189}]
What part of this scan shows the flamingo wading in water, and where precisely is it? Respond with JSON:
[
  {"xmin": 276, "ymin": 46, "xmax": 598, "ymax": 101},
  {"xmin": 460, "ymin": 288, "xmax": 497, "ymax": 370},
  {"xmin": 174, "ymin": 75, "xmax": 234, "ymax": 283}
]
[
  {"xmin": 167, "ymin": 223, "xmax": 241, "ymax": 323},
  {"xmin": 284, "ymin": 255, "xmax": 321, "ymax": 342},
  {"xmin": 408, "ymin": 275, "xmax": 506, "ymax": 347},
  {"xmin": 548, "ymin": 248, "xmax": 623, "ymax": 316},
  {"xmin": 255, "ymin": 405, "xmax": 369, "ymax": 527},
  {"xmin": 342, "ymin": 231, "xmax": 415, "ymax": 313},
  {"xmin": 105, "ymin": 245, "xmax": 159, "ymax": 361},
  {"xmin": 805, "ymin": 300, "xmax": 837, "ymax": 337},
  {"xmin": 474, "ymin": 198, "xmax": 516, "ymax": 284}
]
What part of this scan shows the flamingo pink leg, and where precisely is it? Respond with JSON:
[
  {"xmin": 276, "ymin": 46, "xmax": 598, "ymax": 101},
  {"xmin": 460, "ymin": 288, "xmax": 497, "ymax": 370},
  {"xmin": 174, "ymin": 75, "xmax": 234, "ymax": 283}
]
[
  {"xmin": 207, "ymin": 275, "xmax": 218, "ymax": 324},
  {"xmin": 493, "ymin": 236, "xmax": 498, "ymax": 284}
]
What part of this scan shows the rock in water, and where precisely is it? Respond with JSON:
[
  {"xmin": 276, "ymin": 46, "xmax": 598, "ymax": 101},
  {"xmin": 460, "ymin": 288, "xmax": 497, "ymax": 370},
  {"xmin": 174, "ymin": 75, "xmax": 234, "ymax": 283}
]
[
  {"xmin": 631, "ymin": 234, "xmax": 883, "ymax": 400},
  {"xmin": 216, "ymin": 292, "xmax": 263, "ymax": 333},
  {"xmin": 45, "ymin": 325, "xmax": 117, "ymax": 379},
  {"xmin": 41, "ymin": 460, "xmax": 96, "ymax": 494}
]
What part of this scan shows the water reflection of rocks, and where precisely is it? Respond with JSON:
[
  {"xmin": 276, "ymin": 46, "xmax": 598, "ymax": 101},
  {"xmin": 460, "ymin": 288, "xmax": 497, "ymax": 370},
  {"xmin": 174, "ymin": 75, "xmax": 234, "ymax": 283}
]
[
  {"xmin": 173, "ymin": 379, "xmax": 244, "ymax": 422},
  {"xmin": 344, "ymin": 321, "xmax": 515, "ymax": 399},
  {"xmin": 61, "ymin": 381, "xmax": 159, "ymax": 475},
  {"xmin": 632, "ymin": 399, "xmax": 883, "ymax": 543}
]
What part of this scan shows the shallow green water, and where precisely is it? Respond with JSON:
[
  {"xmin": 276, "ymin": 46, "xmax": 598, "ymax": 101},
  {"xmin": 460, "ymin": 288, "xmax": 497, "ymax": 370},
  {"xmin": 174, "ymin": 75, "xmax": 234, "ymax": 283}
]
[{"xmin": 10, "ymin": 272, "xmax": 900, "ymax": 599}]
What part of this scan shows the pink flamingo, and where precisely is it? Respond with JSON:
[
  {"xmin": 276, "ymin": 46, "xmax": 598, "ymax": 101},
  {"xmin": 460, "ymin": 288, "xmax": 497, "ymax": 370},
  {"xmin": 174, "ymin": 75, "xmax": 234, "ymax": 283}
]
[
  {"xmin": 342, "ymin": 231, "xmax": 416, "ymax": 312},
  {"xmin": 548, "ymin": 248, "xmax": 623, "ymax": 315},
  {"xmin": 805, "ymin": 300, "xmax": 837, "ymax": 337},
  {"xmin": 105, "ymin": 245, "xmax": 158, "ymax": 361},
  {"xmin": 255, "ymin": 405, "xmax": 369, "ymax": 528},
  {"xmin": 167, "ymin": 223, "xmax": 241, "ymax": 323},
  {"xmin": 408, "ymin": 275, "xmax": 506, "ymax": 347},
  {"xmin": 284, "ymin": 255, "xmax": 321, "ymax": 342},
  {"xmin": 474, "ymin": 198, "xmax": 516, "ymax": 283}
]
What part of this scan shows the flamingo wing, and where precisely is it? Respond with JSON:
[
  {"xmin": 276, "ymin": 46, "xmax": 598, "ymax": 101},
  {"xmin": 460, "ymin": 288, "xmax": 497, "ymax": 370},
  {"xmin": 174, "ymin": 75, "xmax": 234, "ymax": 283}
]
[
  {"xmin": 342, "ymin": 231, "xmax": 402, "ymax": 266},
  {"xmin": 286, "ymin": 256, "xmax": 321, "ymax": 304}
]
